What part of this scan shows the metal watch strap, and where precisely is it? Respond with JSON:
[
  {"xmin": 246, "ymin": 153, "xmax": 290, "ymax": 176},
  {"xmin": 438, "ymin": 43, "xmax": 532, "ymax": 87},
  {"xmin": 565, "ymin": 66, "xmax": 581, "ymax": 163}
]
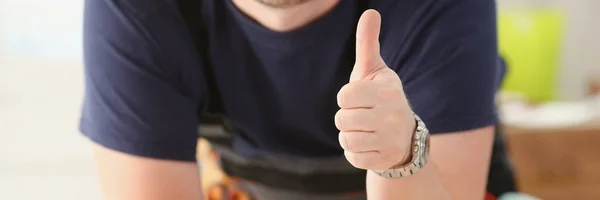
[{"xmin": 372, "ymin": 114, "xmax": 430, "ymax": 178}]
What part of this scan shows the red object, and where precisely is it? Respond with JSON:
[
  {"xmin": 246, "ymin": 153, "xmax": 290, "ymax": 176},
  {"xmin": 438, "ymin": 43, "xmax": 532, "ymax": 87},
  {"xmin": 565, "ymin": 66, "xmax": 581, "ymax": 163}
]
[{"xmin": 485, "ymin": 192, "xmax": 497, "ymax": 200}]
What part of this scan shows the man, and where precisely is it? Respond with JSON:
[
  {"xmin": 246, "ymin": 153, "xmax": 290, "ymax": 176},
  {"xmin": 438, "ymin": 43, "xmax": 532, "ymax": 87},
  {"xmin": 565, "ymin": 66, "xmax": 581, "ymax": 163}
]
[{"xmin": 81, "ymin": 0, "xmax": 512, "ymax": 199}]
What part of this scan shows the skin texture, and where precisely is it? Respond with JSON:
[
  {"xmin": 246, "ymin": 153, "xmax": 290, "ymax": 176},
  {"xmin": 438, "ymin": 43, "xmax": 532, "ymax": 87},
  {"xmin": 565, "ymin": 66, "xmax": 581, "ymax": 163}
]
[
  {"xmin": 254, "ymin": 0, "xmax": 312, "ymax": 8},
  {"xmin": 338, "ymin": 10, "xmax": 494, "ymax": 200},
  {"xmin": 92, "ymin": 144, "xmax": 203, "ymax": 200}
]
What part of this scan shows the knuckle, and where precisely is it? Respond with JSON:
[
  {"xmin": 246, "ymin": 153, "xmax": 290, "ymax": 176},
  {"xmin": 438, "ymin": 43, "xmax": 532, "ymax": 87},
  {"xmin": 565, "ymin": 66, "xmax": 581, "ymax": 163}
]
[
  {"xmin": 337, "ymin": 83, "xmax": 357, "ymax": 107},
  {"xmin": 345, "ymin": 151, "xmax": 365, "ymax": 169},
  {"xmin": 336, "ymin": 86, "xmax": 348, "ymax": 107},
  {"xmin": 338, "ymin": 132, "xmax": 350, "ymax": 151},
  {"xmin": 334, "ymin": 110, "xmax": 345, "ymax": 130}
]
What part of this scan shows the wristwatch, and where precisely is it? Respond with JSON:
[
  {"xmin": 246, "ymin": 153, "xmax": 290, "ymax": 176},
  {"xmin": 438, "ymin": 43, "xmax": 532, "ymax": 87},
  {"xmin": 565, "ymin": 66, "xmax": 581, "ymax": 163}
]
[{"xmin": 372, "ymin": 114, "xmax": 430, "ymax": 178}]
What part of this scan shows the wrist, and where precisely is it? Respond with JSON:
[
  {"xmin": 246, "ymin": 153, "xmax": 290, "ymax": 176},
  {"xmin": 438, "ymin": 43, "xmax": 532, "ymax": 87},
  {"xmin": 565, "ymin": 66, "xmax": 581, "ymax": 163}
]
[
  {"xmin": 372, "ymin": 113, "xmax": 430, "ymax": 178},
  {"xmin": 394, "ymin": 114, "xmax": 418, "ymax": 167}
]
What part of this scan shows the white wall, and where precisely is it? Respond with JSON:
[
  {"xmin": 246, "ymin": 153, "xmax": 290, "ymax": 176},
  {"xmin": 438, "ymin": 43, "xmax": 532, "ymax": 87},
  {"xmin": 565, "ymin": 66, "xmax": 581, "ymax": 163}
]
[
  {"xmin": 0, "ymin": 1, "xmax": 100, "ymax": 200},
  {"xmin": 499, "ymin": 0, "xmax": 600, "ymax": 100},
  {"xmin": 0, "ymin": 0, "xmax": 83, "ymax": 61}
]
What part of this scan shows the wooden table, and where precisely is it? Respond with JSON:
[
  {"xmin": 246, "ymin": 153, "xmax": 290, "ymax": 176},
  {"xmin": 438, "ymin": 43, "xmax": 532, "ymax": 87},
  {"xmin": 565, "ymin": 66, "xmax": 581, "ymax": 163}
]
[{"xmin": 504, "ymin": 119, "xmax": 600, "ymax": 200}]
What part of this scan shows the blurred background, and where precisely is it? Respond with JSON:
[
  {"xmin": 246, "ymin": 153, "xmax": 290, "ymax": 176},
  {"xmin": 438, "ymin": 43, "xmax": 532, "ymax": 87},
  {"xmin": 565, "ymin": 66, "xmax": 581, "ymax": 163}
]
[
  {"xmin": 0, "ymin": 0, "xmax": 101, "ymax": 200},
  {"xmin": 0, "ymin": 0, "xmax": 599, "ymax": 200}
]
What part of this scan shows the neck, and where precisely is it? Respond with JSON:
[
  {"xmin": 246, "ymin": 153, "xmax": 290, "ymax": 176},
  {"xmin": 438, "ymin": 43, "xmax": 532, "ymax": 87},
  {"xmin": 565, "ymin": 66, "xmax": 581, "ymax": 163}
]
[{"xmin": 231, "ymin": 0, "xmax": 340, "ymax": 32}]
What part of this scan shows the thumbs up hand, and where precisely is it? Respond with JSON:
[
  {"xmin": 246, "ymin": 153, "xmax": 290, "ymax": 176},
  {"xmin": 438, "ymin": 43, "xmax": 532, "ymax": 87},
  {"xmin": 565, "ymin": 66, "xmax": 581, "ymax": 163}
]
[{"xmin": 336, "ymin": 10, "xmax": 416, "ymax": 171}]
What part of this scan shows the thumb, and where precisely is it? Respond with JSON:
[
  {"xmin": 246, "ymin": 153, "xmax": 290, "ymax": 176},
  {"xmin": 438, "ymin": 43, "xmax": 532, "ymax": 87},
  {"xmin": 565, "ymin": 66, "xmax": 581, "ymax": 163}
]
[{"xmin": 351, "ymin": 9, "xmax": 384, "ymax": 82}]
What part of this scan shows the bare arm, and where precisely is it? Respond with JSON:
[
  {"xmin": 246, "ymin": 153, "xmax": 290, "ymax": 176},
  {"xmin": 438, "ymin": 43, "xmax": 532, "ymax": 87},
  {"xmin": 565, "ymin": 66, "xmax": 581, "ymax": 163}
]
[
  {"xmin": 83, "ymin": 0, "xmax": 207, "ymax": 199},
  {"xmin": 367, "ymin": 126, "xmax": 494, "ymax": 200},
  {"xmin": 92, "ymin": 144, "xmax": 203, "ymax": 200},
  {"xmin": 341, "ymin": 6, "xmax": 497, "ymax": 199}
]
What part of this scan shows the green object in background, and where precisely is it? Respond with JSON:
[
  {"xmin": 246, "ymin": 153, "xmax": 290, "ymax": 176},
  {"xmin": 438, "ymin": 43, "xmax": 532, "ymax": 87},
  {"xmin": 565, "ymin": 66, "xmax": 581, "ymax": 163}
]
[{"xmin": 498, "ymin": 9, "xmax": 565, "ymax": 102}]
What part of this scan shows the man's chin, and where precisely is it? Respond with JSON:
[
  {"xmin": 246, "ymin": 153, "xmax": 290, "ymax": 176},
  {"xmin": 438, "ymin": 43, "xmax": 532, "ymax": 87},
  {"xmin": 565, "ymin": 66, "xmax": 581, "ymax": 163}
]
[{"xmin": 254, "ymin": 0, "xmax": 313, "ymax": 8}]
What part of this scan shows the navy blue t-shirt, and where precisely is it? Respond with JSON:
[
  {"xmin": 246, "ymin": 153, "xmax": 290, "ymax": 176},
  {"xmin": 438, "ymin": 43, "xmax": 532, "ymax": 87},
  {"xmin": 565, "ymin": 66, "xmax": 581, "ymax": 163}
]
[{"xmin": 81, "ymin": 0, "xmax": 502, "ymax": 161}]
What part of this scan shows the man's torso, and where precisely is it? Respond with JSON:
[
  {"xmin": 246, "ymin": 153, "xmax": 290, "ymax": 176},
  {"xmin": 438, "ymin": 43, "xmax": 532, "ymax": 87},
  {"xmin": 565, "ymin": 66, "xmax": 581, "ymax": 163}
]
[{"xmin": 185, "ymin": 0, "xmax": 504, "ymax": 157}]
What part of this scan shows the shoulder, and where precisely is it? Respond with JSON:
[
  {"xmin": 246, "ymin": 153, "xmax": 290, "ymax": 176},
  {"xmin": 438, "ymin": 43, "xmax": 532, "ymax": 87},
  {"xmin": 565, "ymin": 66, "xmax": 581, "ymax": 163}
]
[
  {"xmin": 372, "ymin": 0, "xmax": 500, "ymax": 133},
  {"xmin": 83, "ymin": 0, "xmax": 199, "ymax": 54},
  {"xmin": 83, "ymin": 0, "xmax": 205, "ymax": 94},
  {"xmin": 83, "ymin": 0, "xmax": 183, "ymax": 39},
  {"xmin": 373, "ymin": 0, "xmax": 496, "ymax": 44},
  {"xmin": 81, "ymin": 0, "xmax": 206, "ymax": 162},
  {"xmin": 374, "ymin": 0, "xmax": 497, "ymax": 73}
]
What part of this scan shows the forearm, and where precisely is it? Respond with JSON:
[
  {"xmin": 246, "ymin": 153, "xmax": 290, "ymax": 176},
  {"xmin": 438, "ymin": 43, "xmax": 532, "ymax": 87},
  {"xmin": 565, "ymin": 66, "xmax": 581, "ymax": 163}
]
[
  {"xmin": 366, "ymin": 128, "xmax": 494, "ymax": 200},
  {"xmin": 93, "ymin": 144, "xmax": 204, "ymax": 200},
  {"xmin": 97, "ymin": 167, "xmax": 204, "ymax": 200},
  {"xmin": 366, "ymin": 160, "xmax": 452, "ymax": 200}
]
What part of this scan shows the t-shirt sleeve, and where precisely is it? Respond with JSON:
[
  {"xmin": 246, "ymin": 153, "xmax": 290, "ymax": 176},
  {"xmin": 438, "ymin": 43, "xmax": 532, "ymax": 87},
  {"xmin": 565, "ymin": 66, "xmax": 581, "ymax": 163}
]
[
  {"xmin": 397, "ymin": 0, "xmax": 501, "ymax": 134},
  {"xmin": 80, "ymin": 0, "xmax": 205, "ymax": 161}
]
